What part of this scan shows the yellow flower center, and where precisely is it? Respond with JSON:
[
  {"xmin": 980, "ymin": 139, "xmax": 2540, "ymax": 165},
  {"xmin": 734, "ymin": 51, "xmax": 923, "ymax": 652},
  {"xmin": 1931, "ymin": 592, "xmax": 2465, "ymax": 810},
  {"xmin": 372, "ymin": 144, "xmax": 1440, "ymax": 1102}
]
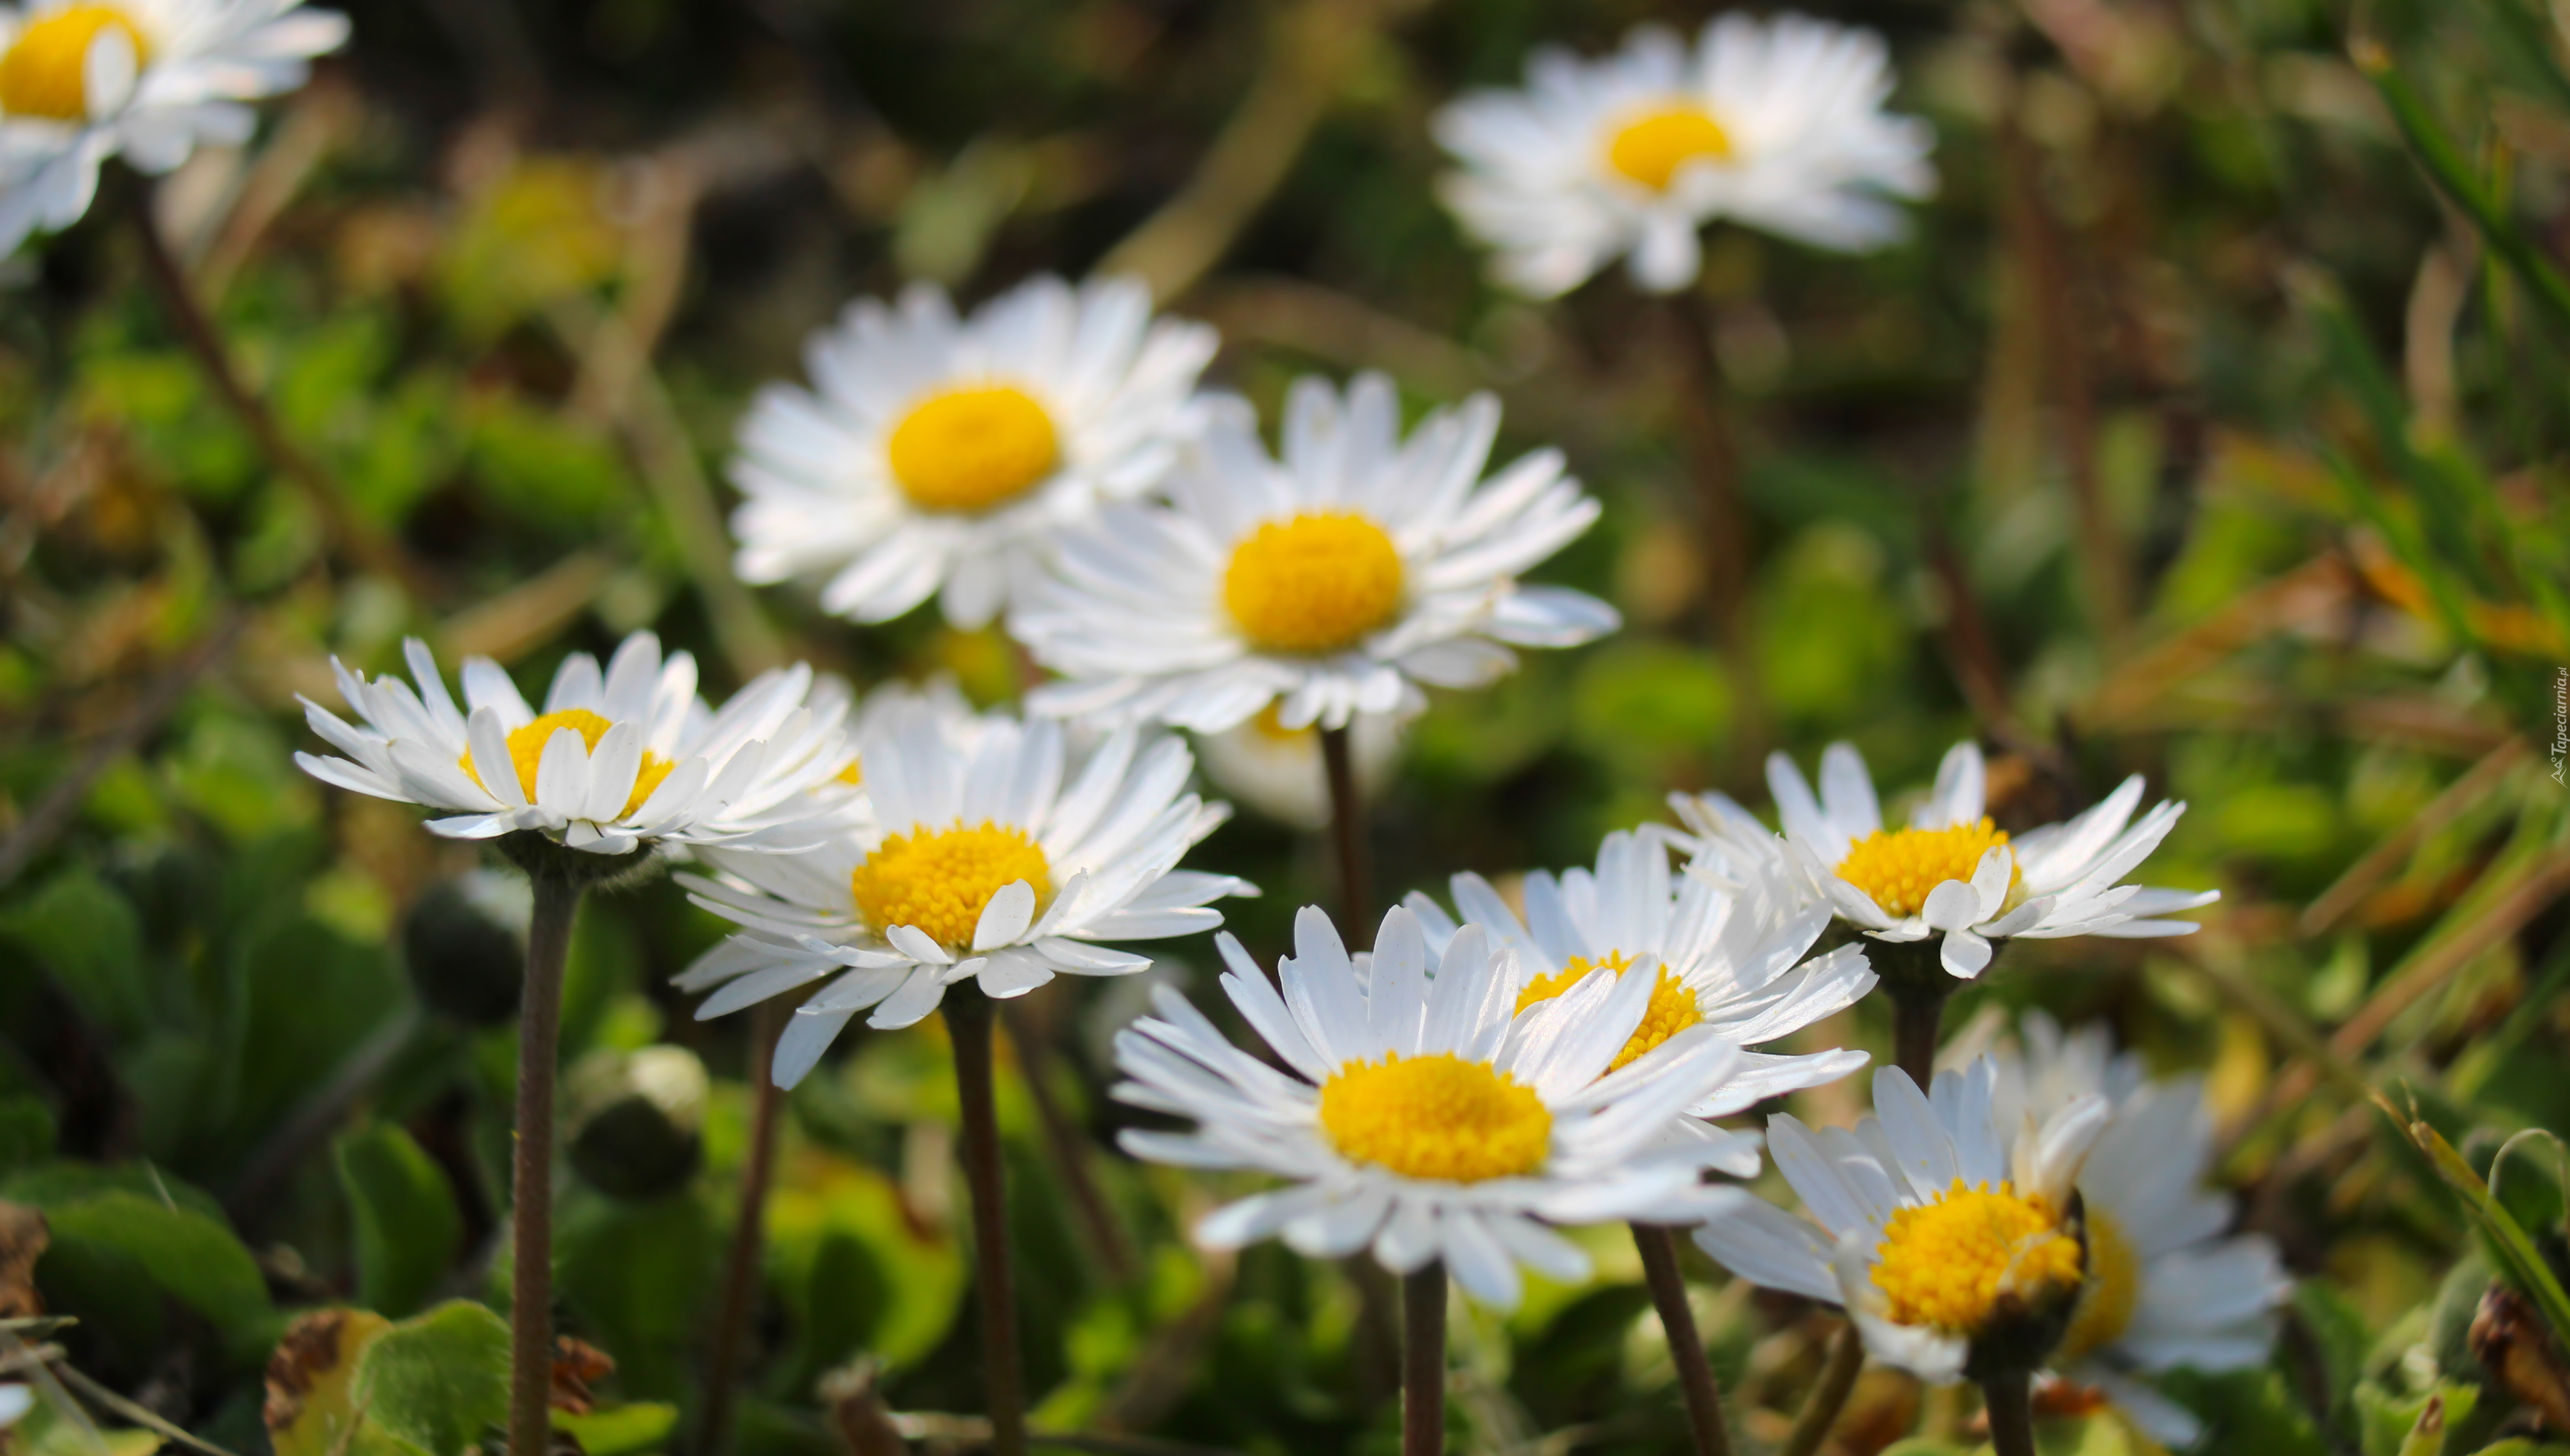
[
  {"xmin": 1834, "ymin": 819, "xmax": 2017, "ymax": 918},
  {"xmin": 1605, "ymin": 105, "xmax": 1734, "ymax": 191},
  {"xmin": 2055, "ymin": 1210, "xmax": 2139, "ymax": 1365},
  {"xmin": 459, "ymin": 709, "xmax": 675, "ymax": 818},
  {"xmin": 1223, "ymin": 512, "xmax": 1405, "ymax": 656},
  {"xmin": 884, "ymin": 386, "xmax": 1060, "ymax": 514},
  {"xmin": 1248, "ymin": 700, "xmax": 1310, "ymax": 743},
  {"xmin": 835, "ymin": 758, "xmax": 864, "ymax": 786},
  {"xmin": 1318, "ymin": 1052, "xmax": 1552, "ymax": 1183},
  {"xmin": 850, "ymin": 819, "xmax": 1051, "ymax": 949},
  {"xmin": 1869, "ymin": 1179, "xmax": 2085, "ymax": 1336},
  {"xmin": 1513, "ymin": 951, "xmax": 1701, "ymax": 1072},
  {"xmin": 1, "ymin": 4, "xmax": 148, "ymax": 120}
]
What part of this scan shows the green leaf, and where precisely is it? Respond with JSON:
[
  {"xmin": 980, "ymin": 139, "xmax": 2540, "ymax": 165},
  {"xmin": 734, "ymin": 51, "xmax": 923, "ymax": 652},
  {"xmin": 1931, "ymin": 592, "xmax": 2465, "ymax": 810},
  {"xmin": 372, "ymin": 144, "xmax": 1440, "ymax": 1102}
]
[
  {"xmin": 335, "ymin": 1124, "xmax": 463, "ymax": 1318},
  {"xmin": 0, "ymin": 869, "xmax": 151, "ymax": 1037},
  {"xmin": 350, "ymin": 1301, "xmax": 512, "ymax": 1456},
  {"xmin": 2296, "ymin": 1281, "xmax": 2372, "ymax": 1429},
  {"xmin": 265, "ymin": 1309, "xmax": 405, "ymax": 1456},
  {"xmin": 0, "ymin": 1095, "xmax": 59, "ymax": 1175},
  {"xmin": 553, "ymin": 1402, "xmax": 680, "ymax": 1456},
  {"xmin": 40, "ymin": 1190, "xmax": 277, "ymax": 1365},
  {"xmin": 557, "ymin": 1192, "xmax": 712, "ymax": 1399},
  {"xmin": 2158, "ymin": 1368, "xmax": 2329, "ymax": 1456},
  {"xmin": 13, "ymin": 1396, "xmax": 165, "ymax": 1456},
  {"xmin": 2357, "ymin": 1382, "xmax": 2479, "ymax": 1456},
  {"xmin": 2359, "ymin": 48, "xmax": 2570, "ymax": 335},
  {"xmin": 2383, "ymin": 1105, "xmax": 2570, "ymax": 1353}
]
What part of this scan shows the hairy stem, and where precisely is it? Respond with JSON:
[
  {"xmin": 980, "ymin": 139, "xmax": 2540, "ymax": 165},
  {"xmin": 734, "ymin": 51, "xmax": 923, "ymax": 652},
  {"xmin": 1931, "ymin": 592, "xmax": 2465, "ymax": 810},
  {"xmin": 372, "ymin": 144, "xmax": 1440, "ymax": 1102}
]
[
  {"xmin": 947, "ymin": 987, "xmax": 1027, "ymax": 1456},
  {"xmin": 1319, "ymin": 724, "xmax": 1371, "ymax": 933},
  {"xmin": 1980, "ymin": 1367, "xmax": 2038, "ymax": 1456},
  {"xmin": 1777, "ymin": 1322, "xmax": 1865, "ymax": 1456},
  {"xmin": 1402, "ymin": 1263, "xmax": 1446, "ymax": 1456},
  {"xmin": 1632, "ymin": 1223, "xmax": 1733, "ymax": 1456},
  {"xmin": 508, "ymin": 868, "xmax": 580, "ymax": 1456},
  {"xmin": 1890, "ymin": 984, "xmax": 1951, "ymax": 1089},
  {"xmin": 698, "ymin": 999, "xmax": 787, "ymax": 1455}
]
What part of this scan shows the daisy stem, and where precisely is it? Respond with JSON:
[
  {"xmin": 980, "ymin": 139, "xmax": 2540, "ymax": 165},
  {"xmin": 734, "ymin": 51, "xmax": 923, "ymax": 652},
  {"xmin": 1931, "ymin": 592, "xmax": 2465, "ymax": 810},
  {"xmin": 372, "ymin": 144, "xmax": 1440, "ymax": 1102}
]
[
  {"xmin": 1402, "ymin": 1262, "xmax": 1446, "ymax": 1456},
  {"xmin": 1631, "ymin": 1223, "xmax": 1733, "ymax": 1456},
  {"xmin": 1979, "ymin": 1367, "xmax": 2038, "ymax": 1456},
  {"xmin": 508, "ymin": 865, "xmax": 581, "ymax": 1456},
  {"xmin": 1890, "ymin": 983, "xmax": 1951, "ymax": 1088},
  {"xmin": 946, "ymin": 985, "xmax": 1028, "ymax": 1456},
  {"xmin": 1319, "ymin": 724, "xmax": 1371, "ymax": 931},
  {"xmin": 1777, "ymin": 1321, "xmax": 1865, "ymax": 1456},
  {"xmin": 698, "ymin": 999, "xmax": 787, "ymax": 1456}
]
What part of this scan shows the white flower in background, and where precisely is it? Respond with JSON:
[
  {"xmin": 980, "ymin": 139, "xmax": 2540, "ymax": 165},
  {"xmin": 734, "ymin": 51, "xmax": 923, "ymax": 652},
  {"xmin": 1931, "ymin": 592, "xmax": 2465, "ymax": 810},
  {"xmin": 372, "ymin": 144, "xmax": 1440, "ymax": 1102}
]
[
  {"xmin": 0, "ymin": 1382, "xmax": 28, "ymax": 1428},
  {"xmin": 1114, "ymin": 904, "xmax": 1771, "ymax": 1310},
  {"xmin": 1669, "ymin": 741, "xmax": 2218, "ymax": 980},
  {"xmin": 1400, "ymin": 829, "xmax": 1874, "ymax": 1110},
  {"xmin": 1431, "ymin": 13, "xmax": 1933, "ymax": 297},
  {"xmin": 1020, "ymin": 373, "xmax": 1617, "ymax": 733},
  {"xmin": 1193, "ymin": 700, "xmax": 1403, "ymax": 831},
  {"xmin": 675, "ymin": 703, "xmax": 1252, "ymax": 1088},
  {"xmin": 1988, "ymin": 1014, "xmax": 2289, "ymax": 1445},
  {"xmin": 727, "ymin": 274, "xmax": 1217, "ymax": 629},
  {"xmin": 1691, "ymin": 1059, "xmax": 2109, "ymax": 1383},
  {"xmin": 0, "ymin": 0, "xmax": 350, "ymax": 255},
  {"xmin": 295, "ymin": 633, "xmax": 854, "ymax": 856}
]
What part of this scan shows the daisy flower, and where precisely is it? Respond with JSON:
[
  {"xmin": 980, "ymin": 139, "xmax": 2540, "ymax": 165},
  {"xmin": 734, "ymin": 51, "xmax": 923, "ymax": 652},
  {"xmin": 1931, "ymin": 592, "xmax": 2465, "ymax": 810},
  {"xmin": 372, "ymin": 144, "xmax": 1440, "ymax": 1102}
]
[
  {"xmin": 727, "ymin": 274, "xmax": 1217, "ymax": 629},
  {"xmin": 1018, "ymin": 373, "xmax": 1618, "ymax": 733},
  {"xmin": 1192, "ymin": 700, "xmax": 1403, "ymax": 831},
  {"xmin": 294, "ymin": 632, "xmax": 854, "ymax": 857},
  {"xmin": 1431, "ymin": 13, "xmax": 1934, "ymax": 298},
  {"xmin": 1, "ymin": 0, "xmax": 350, "ymax": 256},
  {"xmin": 1670, "ymin": 740, "xmax": 2219, "ymax": 981},
  {"xmin": 1691, "ymin": 1058, "xmax": 2110, "ymax": 1384},
  {"xmin": 1989, "ymin": 1014, "xmax": 2290, "ymax": 1445},
  {"xmin": 1113, "ymin": 903, "xmax": 1773, "ymax": 1310},
  {"xmin": 1400, "ymin": 828, "xmax": 1875, "ymax": 1110},
  {"xmin": 675, "ymin": 703, "xmax": 1252, "ymax": 1089}
]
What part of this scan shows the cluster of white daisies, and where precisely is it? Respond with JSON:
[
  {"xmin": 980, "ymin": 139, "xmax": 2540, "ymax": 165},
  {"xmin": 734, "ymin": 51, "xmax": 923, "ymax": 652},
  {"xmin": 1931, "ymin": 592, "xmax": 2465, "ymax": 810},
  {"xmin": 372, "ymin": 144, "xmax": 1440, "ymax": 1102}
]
[{"xmin": 242, "ymin": 2, "xmax": 2277, "ymax": 1440}]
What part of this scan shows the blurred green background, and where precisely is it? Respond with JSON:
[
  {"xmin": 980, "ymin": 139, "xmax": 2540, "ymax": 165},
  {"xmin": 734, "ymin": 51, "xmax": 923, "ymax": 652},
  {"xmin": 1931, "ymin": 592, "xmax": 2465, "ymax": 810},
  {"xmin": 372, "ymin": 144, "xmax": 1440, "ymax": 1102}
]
[{"xmin": 1, "ymin": 0, "xmax": 2567, "ymax": 1451}]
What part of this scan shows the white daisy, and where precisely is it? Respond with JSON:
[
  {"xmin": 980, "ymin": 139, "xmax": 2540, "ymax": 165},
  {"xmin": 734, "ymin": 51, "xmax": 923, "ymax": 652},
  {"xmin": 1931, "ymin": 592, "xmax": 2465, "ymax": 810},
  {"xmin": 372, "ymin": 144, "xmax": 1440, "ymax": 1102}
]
[
  {"xmin": 1988, "ymin": 1014, "xmax": 2290, "ymax": 1446},
  {"xmin": 1431, "ymin": 13, "xmax": 1934, "ymax": 298},
  {"xmin": 727, "ymin": 274, "xmax": 1217, "ymax": 629},
  {"xmin": 1018, "ymin": 373, "xmax": 1618, "ymax": 733},
  {"xmin": 1192, "ymin": 700, "xmax": 1403, "ymax": 831},
  {"xmin": 1690, "ymin": 1058, "xmax": 2110, "ymax": 1384},
  {"xmin": 1399, "ymin": 828, "xmax": 1875, "ymax": 1111},
  {"xmin": 1112, "ymin": 903, "xmax": 1774, "ymax": 1311},
  {"xmin": 1669, "ymin": 741, "xmax": 2220, "ymax": 981},
  {"xmin": 294, "ymin": 633, "xmax": 855, "ymax": 856},
  {"xmin": 674, "ymin": 702, "xmax": 1254, "ymax": 1089},
  {"xmin": 0, "ymin": 0, "xmax": 349, "ymax": 256}
]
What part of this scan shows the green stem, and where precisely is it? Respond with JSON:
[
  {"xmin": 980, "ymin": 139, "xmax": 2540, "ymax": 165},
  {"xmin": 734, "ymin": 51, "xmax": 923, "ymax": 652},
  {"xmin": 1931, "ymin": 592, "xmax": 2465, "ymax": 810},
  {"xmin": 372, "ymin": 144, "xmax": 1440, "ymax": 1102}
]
[
  {"xmin": 1890, "ymin": 982, "xmax": 1951, "ymax": 1089},
  {"xmin": 697, "ymin": 999, "xmax": 786, "ymax": 1455},
  {"xmin": 947, "ymin": 987, "xmax": 1027, "ymax": 1456},
  {"xmin": 508, "ymin": 867, "xmax": 580, "ymax": 1456},
  {"xmin": 1632, "ymin": 1223, "xmax": 1733, "ymax": 1456},
  {"xmin": 1777, "ymin": 1322, "xmax": 1865, "ymax": 1456},
  {"xmin": 1402, "ymin": 1263, "xmax": 1446, "ymax": 1456},
  {"xmin": 1318, "ymin": 724, "xmax": 1370, "ymax": 933},
  {"xmin": 1980, "ymin": 1367, "xmax": 2038, "ymax": 1456}
]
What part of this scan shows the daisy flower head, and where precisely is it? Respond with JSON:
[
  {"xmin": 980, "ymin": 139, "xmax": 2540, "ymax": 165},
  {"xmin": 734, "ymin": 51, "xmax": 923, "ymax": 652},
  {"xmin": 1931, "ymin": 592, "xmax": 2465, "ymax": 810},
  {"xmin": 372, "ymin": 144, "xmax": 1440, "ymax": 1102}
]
[
  {"xmin": 1192, "ymin": 700, "xmax": 1403, "ymax": 831},
  {"xmin": 727, "ymin": 274, "xmax": 1217, "ymax": 629},
  {"xmin": 1691, "ymin": 1058, "xmax": 2110, "ymax": 1385},
  {"xmin": 1, "ymin": 0, "xmax": 349, "ymax": 256},
  {"xmin": 1113, "ymin": 903, "xmax": 1774, "ymax": 1310},
  {"xmin": 1671, "ymin": 740, "xmax": 2219, "ymax": 982},
  {"xmin": 1019, "ymin": 373, "xmax": 1618, "ymax": 734},
  {"xmin": 1431, "ymin": 13, "xmax": 1934, "ymax": 298},
  {"xmin": 1400, "ymin": 828, "xmax": 1876, "ymax": 1111},
  {"xmin": 1988, "ymin": 1014, "xmax": 2290, "ymax": 1445},
  {"xmin": 674, "ymin": 701, "xmax": 1253, "ymax": 1089},
  {"xmin": 294, "ymin": 632, "xmax": 855, "ymax": 859}
]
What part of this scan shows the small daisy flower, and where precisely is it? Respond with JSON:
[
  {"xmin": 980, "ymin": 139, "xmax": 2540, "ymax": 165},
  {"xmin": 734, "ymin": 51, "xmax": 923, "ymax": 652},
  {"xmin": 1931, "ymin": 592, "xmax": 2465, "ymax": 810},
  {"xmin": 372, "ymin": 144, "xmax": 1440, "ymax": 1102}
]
[
  {"xmin": 1989, "ymin": 1014, "xmax": 2290, "ymax": 1446},
  {"xmin": 1193, "ymin": 700, "xmax": 1403, "ymax": 831},
  {"xmin": 727, "ymin": 274, "xmax": 1217, "ymax": 629},
  {"xmin": 1400, "ymin": 829, "xmax": 1875, "ymax": 1109},
  {"xmin": 675, "ymin": 703, "xmax": 1253, "ymax": 1088},
  {"xmin": 294, "ymin": 633, "xmax": 854, "ymax": 856},
  {"xmin": 0, "ymin": 0, "xmax": 350, "ymax": 255},
  {"xmin": 1691, "ymin": 1059, "xmax": 2110, "ymax": 1384},
  {"xmin": 1670, "ymin": 741, "xmax": 2219, "ymax": 981},
  {"xmin": 1113, "ymin": 903, "xmax": 1773, "ymax": 1310},
  {"xmin": 1019, "ymin": 373, "xmax": 1618, "ymax": 733},
  {"xmin": 1431, "ymin": 13, "xmax": 1934, "ymax": 298}
]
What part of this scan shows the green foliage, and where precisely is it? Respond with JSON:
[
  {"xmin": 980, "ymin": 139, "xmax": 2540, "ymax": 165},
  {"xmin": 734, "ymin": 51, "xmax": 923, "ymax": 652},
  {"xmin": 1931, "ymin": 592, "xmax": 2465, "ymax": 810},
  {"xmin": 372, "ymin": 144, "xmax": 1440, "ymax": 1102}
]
[{"xmin": 335, "ymin": 1123, "xmax": 463, "ymax": 1318}]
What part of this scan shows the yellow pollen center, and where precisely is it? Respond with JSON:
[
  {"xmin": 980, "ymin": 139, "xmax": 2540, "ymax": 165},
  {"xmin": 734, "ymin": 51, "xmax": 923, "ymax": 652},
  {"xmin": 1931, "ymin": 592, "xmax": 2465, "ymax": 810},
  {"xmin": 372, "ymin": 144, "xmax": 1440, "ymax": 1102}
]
[
  {"xmin": 1, "ymin": 5, "xmax": 148, "ymax": 120},
  {"xmin": 1869, "ymin": 1179, "xmax": 2085, "ymax": 1336},
  {"xmin": 1513, "ymin": 951, "xmax": 1701, "ymax": 1072},
  {"xmin": 1223, "ymin": 512, "xmax": 1405, "ymax": 656},
  {"xmin": 885, "ymin": 386, "xmax": 1060, "ymax": 513},
  {"xmin": 1835, "ymin": 819, "xmax": 2017, "ymax": 918},
  {"xmin": 1249, "ymin": 701, "xmax": 1311, "ymax": 744},
  {"xmin": 1606, "ymin": 105, "xmax": 1734, "ymax": 191},
  {"xmin": 835, "ymin": 757, "xmax": 864, "ymax": 786},
  {"xmin": 1318, "ymin": 1052, "xmax": 1551, "ymax": 1183},
  {"xmin": 458, "ymin": 708, "xmax": 676, "ymax": 818},
  {"xmin": 2055, "ymin": 1210, "xmax": 2139, "ymax": 1365},
  {"xmin": 850, "ymin": 819, "xmax": 1051, "ymax": 949}
]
